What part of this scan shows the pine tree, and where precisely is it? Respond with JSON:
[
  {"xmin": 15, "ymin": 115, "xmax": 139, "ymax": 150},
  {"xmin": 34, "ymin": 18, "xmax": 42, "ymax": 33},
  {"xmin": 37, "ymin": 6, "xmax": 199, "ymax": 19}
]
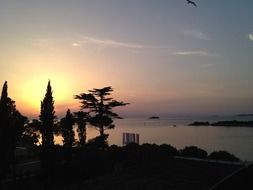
[
  {"xmin": 75, "ymin": 86, "xmax": 128, "ymax": 147},
  {"xmin": 39, "ymin": 81, "xmax": 56, "ymax": 178}
]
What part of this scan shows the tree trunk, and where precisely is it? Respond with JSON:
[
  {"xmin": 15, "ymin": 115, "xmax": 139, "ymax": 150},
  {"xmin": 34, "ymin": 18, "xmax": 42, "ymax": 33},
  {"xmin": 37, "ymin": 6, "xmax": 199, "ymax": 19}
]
[{"xmin": 99, "ymin": 126, "xmax": 104, "ymax": 137}]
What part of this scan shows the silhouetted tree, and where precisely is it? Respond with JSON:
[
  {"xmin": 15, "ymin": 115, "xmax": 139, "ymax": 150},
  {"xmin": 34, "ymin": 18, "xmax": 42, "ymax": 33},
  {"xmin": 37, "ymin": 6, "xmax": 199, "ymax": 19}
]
[
  {"xmin": 0, "ymin": 81, "xmax": 18, "ymax": 179},
  {"xmin": 61, "ymin": 109, "xmax": 75, "ymax": 147},
  {"xmin": 74, "ymin": 111, "xmax": 89, "ymax": 147},
  {"xmin": 75, "ymin": 86, "xmax": 128, "ymax": 142},
  {"xmin": 13, "ymin": 110, "xmax": 29, "ymax": 143},
  {"xmin": 22, "ymin": 119, "xmax": 40, "ymax": 146},
  {"xmin": 86, "ymin": 134, "xmax": 109, "ymax": 150},
  {"xmin": 60, "ymin": 109, "xmax": 75, "ymax": 163},
  {"xmin": 39, "ymin": 81, "xmax": 56, "ymax": 180},
  {"xmin": 0, "ymin": 82, "xmax": 30, "ymax": 181}
]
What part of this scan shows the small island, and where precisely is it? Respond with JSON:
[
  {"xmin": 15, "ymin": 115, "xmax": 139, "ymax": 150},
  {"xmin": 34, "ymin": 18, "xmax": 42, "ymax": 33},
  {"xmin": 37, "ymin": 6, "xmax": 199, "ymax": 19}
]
[
  {"xmin": 149, "ymin": 116, "xmax": 160, "ymax": 119},
  {"xmin": 189, "ymin": 120, "xmax": 253, "ymax": 127}
]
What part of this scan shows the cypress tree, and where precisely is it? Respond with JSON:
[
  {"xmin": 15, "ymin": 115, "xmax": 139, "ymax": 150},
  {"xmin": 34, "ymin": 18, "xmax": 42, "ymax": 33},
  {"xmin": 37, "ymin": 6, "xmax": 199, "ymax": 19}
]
[
  {"xmin": 0, "ymin": 81, "xmax": 15, "ymax": 179},
  {"xmin": 39, "ymin": 81, "xmax": 56, "ymax": 179},
  {"xmin": 61, "ymin": 109, "xmax": 74, "ymax": 147},
  {"xmin": 60, "ymin": 109, "xmax": 75, "ymax": 163}
]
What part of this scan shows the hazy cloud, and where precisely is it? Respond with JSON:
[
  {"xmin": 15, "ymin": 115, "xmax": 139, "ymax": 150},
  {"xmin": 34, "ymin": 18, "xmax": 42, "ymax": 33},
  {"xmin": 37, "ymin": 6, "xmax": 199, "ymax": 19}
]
[
  {"xmin": 173, "ymin": 50, "xmax": 215, "ymax": 56},
  {"xmin": 183, "ymin": 30, "xmax": 210, "ymax": 40},
  {"xmin": 72, "ymin": 43, "xmax": 82, "ymax": 47},
  {"xmin": 248, "ymin": 34, "xmax": 253, "ymax": 41},
  {"xmin": 79, "ymin": 36, "xmax": 144, "ymax": 49}
]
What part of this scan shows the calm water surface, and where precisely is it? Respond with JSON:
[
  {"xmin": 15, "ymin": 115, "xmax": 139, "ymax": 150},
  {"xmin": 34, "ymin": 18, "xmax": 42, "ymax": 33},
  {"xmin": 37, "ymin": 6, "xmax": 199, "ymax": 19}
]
[{"xmin": 84, "ymin": 116, "xmax": 253, "ymax": 161}]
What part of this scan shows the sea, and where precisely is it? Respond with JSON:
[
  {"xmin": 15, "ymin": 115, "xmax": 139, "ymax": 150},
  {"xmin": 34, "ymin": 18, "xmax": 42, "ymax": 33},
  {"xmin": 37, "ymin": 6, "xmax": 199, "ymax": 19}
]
[{"xmin": 57, "ymin": 115, "xmax": 253, "ymax": 161}]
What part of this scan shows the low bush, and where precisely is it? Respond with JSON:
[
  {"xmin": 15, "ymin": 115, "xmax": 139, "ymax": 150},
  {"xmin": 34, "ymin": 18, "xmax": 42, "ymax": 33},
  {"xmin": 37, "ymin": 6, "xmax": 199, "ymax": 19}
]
[
  {"xmin": 180, "ymin": 146, "xmax": 207, "ymax": 158},
  {"xmin": 208, "ymin": 151, "xmax": 240, "ymax": 162}
]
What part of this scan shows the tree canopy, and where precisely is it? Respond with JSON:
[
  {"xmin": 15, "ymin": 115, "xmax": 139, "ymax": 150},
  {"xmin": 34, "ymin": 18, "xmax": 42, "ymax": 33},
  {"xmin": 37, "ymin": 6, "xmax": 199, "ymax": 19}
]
[
  {"xmin": 74, "ymin": 111, "xmax": 89, "ymax": 147},
  {"xmin": 39, "ymin": 81, "xmax": 56, "ymax": 178},
  {"xmin": 75, "ymin": 86, "xmax": 129, "ymax": 137},
  {"xmin": 0, "ymin": 82, "xmax": 19, "ymax": 178},
  {"xmin": 60, "ymin": 109, "xmax": 75, "ymax": 148},
  {"xmin": 39, "ymin": 81, "xmax": 55, "ymax": 148}
]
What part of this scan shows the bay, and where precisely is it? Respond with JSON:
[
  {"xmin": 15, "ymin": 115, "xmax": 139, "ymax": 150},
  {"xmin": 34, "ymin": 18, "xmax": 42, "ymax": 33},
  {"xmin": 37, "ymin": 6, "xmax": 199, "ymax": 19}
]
[
  {"xmin": 56, "ymin": 115, "xmax": 253, "ymax": 161},
  {"xmin": 93, "ymin": 116, "xmax": 253, "ymax": 161}
]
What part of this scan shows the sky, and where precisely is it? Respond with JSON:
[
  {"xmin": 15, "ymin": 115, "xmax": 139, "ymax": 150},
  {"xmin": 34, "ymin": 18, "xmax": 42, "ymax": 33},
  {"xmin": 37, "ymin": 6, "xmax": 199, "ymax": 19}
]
[{"xmin": 0, "ymin": 0, "xmax": 253, "ymax": 118}]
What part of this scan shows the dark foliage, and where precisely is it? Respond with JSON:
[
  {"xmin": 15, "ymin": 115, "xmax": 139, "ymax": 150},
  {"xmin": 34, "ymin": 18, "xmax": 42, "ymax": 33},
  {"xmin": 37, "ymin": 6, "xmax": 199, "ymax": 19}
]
[
  {"xmin": 75, "ymin": 86, "xmax": 128, "ymax": 147},
  {"xmin": 60, "ymin": 109, "xmax": 75, "ymax": 148},
  {"xmin": 13, "ymin": 110, "xmax": 29, "ymax": 143},
  {"xmin": 1, "ymin": 141, "xmax": 245, "ymax": 189},
  {"xmin": 0, "ymin": 81, "xmax": 27, "ymax": 179},
  {"xmin": 208, "ymin": 151, "xmax": 240, "ymax": 162},
  {"xmin": 60, "ymin": 109, "xmax": 75, "ymax": 163},
  {"xmin": 39, "ymin": 81, "xmax": 55, "ymax": 148},
  {"xmin": 39, "ymin": 81, "xmax": 56, "ymax": 180},
  {"xmin": 22, "ymin": 119, "xmax": 40, "ymax": 146},
  {"xmin": 0, "ymin": 81, "xmax": 16, "ymax": 178},
  {"xmin": 108, "ymin": 144, "xmax": 125, "ymax": 163},
  {"xmin": 87, "ymin": 134, "xmax": 109, "ymax": 150},
  {"xmin": 74, "ymin": 111, "xmax": 89, "ymax": 147},
  {"xmin": 159, "ymin": 144, "xmax": 179, "ymax": 157},
  {"xmin": 141, "ymin": 143, "xmax": 161, "ymax": 160},
  {"xmin": 180, "ymin": 146, "xmax": 208, "ymax": 158},
  {"xmin": 123, "ymin": 143, "xmax": 142, "ymax": 165}
]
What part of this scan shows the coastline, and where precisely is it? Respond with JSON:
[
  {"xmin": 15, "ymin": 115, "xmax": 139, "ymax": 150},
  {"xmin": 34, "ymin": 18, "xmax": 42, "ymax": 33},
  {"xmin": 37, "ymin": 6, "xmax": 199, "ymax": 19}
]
[{"xmin": 189, "ymin": 120, "xmax": 253, "ymax": 127}]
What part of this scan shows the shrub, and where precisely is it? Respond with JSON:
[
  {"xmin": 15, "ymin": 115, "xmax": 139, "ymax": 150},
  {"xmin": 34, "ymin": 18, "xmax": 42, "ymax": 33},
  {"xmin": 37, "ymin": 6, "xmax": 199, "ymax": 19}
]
[
  {"xmin": 159, "ymin": 144, "xmax": 178, "ymax": 157},
  {"xmin": 86, "ymin": 134, "xmax": 109, "ymax": 150},
  {"xmin": 180, "ymin": 146, "xmax": 207, "ymax": 158},
  {"xmin": 208, "ymin": 151, "xmax": 240, "ymax": 162}
]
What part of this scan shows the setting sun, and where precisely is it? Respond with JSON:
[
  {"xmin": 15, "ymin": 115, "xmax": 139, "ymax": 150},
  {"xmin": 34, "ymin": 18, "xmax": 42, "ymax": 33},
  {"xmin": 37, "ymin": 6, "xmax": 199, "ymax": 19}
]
[
  {"xmin": 15, "ymin": 74, "xmax": 73, "ymax": 115},
  {"xmin": 1, "ymin": 1, "xmax": 253, "ymax": 189}
]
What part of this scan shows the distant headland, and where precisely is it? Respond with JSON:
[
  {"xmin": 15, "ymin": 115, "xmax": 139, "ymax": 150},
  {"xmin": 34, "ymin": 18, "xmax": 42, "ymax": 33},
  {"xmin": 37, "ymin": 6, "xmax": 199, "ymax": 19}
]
[
  {"xmin": 236, "ymin": 114, "xmax": 253, "ymax": 117},
  {"xmin": 189, "ymin": 120, "xmax": 253, "ymax": 127}
]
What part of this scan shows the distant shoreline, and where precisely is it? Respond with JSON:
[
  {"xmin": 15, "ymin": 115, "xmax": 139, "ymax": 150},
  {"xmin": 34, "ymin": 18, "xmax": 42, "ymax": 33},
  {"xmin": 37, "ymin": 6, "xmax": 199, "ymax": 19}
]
[
  {"xmin": 236, "ymin": 114, "xmax": 253, "ymax": 117},
  {"xmin": 189, "ymin": 120, "xmax": 253, "ymax": 127}
]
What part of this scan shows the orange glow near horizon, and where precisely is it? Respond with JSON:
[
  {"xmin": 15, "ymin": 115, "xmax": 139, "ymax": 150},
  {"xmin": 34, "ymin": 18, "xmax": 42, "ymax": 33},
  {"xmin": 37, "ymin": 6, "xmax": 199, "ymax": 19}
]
[{"xmin": 12, "ymin": 74, "xmax": 78, "ymax": 117}]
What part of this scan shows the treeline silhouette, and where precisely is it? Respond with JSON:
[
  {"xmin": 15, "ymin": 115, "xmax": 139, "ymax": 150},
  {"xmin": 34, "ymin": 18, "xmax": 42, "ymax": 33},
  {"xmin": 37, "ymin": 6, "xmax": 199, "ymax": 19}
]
[
  {"xmin": 0, "ymin": 81, "xmax": 128, "ymax": 188},
  {"xmin": 0, "ymin": 80, "xmax": 244, "ymax": 190}
]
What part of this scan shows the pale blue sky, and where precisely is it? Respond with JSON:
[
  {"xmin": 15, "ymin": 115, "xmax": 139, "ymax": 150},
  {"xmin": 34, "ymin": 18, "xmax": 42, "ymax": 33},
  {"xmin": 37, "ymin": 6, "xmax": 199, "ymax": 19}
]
[{"xmin": 0, "ymin": 0, "xmax": 253, "ymax": 117}]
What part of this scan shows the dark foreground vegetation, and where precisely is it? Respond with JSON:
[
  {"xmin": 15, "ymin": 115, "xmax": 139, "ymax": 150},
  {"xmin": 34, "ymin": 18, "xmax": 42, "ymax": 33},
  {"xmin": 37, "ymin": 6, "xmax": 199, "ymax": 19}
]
[
  {"xmin": 0, "ymin": 81, "xmax": 252, "ymax": 189},
  {"xmin": 1, "ymin": 143, "xmax": 248, "ymax": 190},
  {"xmin": 189, "ymin": 120, "xmax": 253, "ymax": 127}
]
